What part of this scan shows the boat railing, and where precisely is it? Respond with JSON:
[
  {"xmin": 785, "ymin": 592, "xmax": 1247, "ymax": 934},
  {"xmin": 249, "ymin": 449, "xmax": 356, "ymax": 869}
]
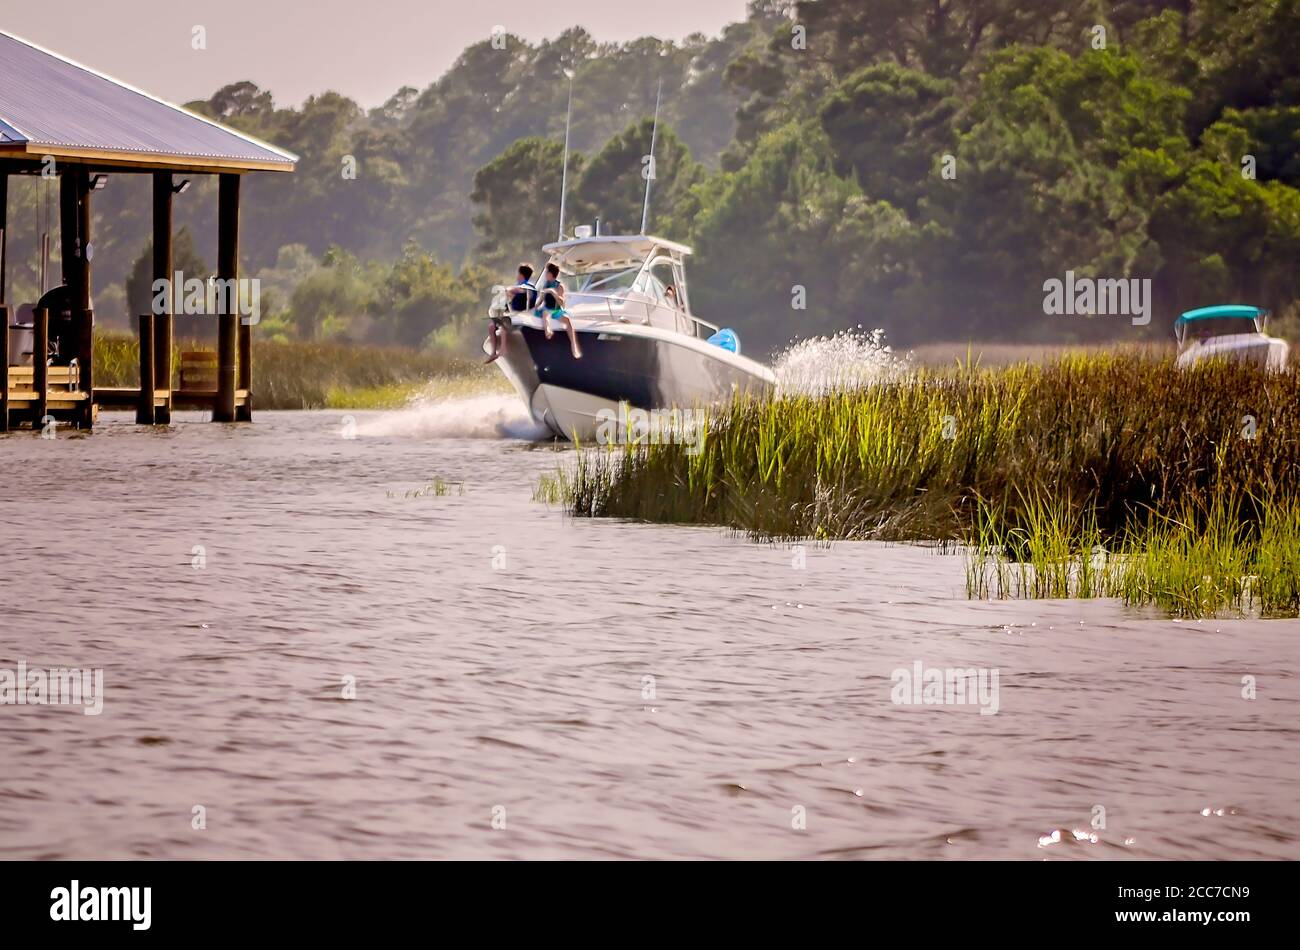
[
  {"xmin": 568, "ymin": 291, "xmax": 721, "ymax": 340},
  {"xmin": 491, "ymin": 285, "xmax": 723, "ymax": 341},
  {"xmin": 487, "ymin": 283, "xmax": 537, "ymax": 319},
  {"xmin": 688, "ymin": 314, "xmax": 722, "ymax": 340}
]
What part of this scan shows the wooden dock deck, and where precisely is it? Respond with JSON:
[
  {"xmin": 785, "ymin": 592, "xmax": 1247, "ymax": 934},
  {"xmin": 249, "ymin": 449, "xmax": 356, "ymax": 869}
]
[
  {"xmin": 93, "ymin": 388, "xmax": 251, "ymax": 411},
  {"xmin": 2, "ymin": 308, "xmax": 253, "ymax": 431}
]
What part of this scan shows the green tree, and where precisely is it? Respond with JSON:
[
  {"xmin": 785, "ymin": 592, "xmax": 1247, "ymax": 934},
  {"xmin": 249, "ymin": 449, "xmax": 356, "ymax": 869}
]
[
  {"xmin": 470, "ymin": 137, "xmax": 577, "ymax": 273},
  {"xmin": 67, "ymin": 0, "xmax": 1300, "ymax": 352},
  {"xmin": 916, "ymin": 45, "xmax": 1189, "ymax": 338},
  {"xmin": 687, "ymin": 122, "xmax": 867, "ymax": 351},
  {"xmin": 287, "ymin": 248, "xmax": 378, "ymax": 341},
  {"xmin": 571, "ymin": 119, "xmax": 704, "ymax": 238},
  {"xmin": 371, "ymin": 240, "xmax": 486, "ymax": 349},
  {"xmin": 819, "ymin": 64, "xmax": 957, "ymax": 211},
  {"xmin": 125, "ymin": 226, "xmax": 210, "ymax": 320},
  {"xmin": 1148, "ymin": 159, "xmax": 1300, "ymax": 315},
  {"xmin": 798, "ymin": 0, "xmax": 1101, "ymax": 80}
]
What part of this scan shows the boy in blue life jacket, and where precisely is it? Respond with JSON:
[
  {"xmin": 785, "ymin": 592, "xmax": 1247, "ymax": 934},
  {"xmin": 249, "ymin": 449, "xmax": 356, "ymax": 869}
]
[
  {"xmin": 485, "ymin": 263, "xmax": 537, "ymax": 364},
  {"xmin": 536, "ymin": 262, "xmax": 582, "ymax": 359}
]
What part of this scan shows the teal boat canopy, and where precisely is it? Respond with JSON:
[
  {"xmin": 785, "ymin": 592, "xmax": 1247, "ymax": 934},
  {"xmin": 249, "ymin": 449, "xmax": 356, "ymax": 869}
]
[
  {"xmin": 1176, "ymin": 304, "xmax": 1267, "ymax": 324},
  {"xmin": 1174, "ymin": 304, "xmax": 1270, "ymax": 345}
]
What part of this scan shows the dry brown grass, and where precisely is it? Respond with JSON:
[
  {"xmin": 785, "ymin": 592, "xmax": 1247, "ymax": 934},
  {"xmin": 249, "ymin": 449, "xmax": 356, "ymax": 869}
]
[{"xmin": 904, "ymin": 340, "xmax": 1176, "ymax": 368}]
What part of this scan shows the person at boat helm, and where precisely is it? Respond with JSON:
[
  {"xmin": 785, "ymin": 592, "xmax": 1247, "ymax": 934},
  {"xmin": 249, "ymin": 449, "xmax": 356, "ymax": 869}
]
[
  {"xmin": 485, "ymin": 264, "xmax": 537, "ymax": 364},
  {"xmin": 536, "ymin": 261, "xmax": 582, "ymax": 360}
]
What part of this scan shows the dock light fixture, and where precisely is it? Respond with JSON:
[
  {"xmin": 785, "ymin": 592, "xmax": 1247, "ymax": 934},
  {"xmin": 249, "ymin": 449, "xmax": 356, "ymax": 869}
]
[
  {"xmin": 172, "ymin": 179, "xmax": 191, "ymax": 194},
  {"xmin": 88, "ymin": 174, "xmax": 109, "ymax": 190}
]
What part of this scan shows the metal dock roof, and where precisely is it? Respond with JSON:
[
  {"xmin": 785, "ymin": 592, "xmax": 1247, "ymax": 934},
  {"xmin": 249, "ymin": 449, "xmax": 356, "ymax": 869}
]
[{"xmin": 0, "ymin": 30, "xmax": 296, "ymax": 172}]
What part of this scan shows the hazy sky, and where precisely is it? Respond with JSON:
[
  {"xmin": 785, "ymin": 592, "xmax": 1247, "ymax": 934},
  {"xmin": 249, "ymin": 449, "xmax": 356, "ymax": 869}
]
[{"xmin": 2, "ymin": 0, "xmax": 749, "ymax": 109}]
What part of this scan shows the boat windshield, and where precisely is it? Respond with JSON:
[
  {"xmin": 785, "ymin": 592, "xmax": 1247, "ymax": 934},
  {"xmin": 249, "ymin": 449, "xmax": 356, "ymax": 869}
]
[
  {"xmin": 1176, "ymin": 316, "xmax": 1263, "ymax": 344},
  {"xmin": 567, "ymin": 267, "xmax": 640, "ymax": 304}
]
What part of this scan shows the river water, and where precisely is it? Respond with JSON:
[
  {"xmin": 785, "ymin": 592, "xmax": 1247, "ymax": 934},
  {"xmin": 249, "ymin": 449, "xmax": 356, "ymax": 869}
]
[{"xmin": 1, "ymin": 399, "xmax": 1297, "ymax": 860}]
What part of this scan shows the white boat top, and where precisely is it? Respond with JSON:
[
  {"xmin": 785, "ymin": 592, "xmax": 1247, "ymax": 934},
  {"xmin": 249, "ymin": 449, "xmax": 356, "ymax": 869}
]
[
  {"xmin": 541, "ymin": 234, "xmax": 691, "ymax": 272},
  {"xmin": 1174, "ymin": 304, "xmax": 1289, "ymax": 370},
  {"xmin": 492, "ymin": 232, "xmax": 767, "ymax": 369},
  {"xmin": 527, "ymin": 232, "xmax": 715, "ymax": 341}
]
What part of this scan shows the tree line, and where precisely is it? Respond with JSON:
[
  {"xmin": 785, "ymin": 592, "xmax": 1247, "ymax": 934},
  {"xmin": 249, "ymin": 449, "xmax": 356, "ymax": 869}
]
[{"xmin": 4, "ymin": 0, "xmax": 1296, "ymax": 356}]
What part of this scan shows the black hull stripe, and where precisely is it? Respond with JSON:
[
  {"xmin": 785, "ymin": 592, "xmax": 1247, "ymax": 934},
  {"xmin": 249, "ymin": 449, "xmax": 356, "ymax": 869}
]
[{"xmin": 519, "ymin": 325, "xmax": 771, "ymax": 409}]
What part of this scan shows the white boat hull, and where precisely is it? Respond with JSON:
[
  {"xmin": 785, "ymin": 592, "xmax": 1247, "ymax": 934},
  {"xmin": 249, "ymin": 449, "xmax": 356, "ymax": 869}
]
[
  {"xmin": 1176, "ymin": 333, "xmax": 1290, "ymax": 371},
  {"xmin": 486, "ymin": 314, "xmax": 774, "ymax": 441},
  {"xmin": 530, "ymin": 384, "xmax": 622, "ymax": 442}
]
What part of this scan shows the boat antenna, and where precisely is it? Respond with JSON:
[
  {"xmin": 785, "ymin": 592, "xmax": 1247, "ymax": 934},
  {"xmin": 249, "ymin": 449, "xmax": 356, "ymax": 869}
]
[
  {"xmin": 557, "ymin": 74, "xmax": 574, "ymax": 243},
  {"xmin": 640, "ymin": 78, "xmax": 662, "ymax": 236}
]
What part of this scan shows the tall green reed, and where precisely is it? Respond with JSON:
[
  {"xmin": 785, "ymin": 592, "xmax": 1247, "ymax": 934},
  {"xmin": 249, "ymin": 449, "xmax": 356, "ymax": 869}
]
[{"xmin": 553, "ymin": 353, "xmax": 1300, "ymax": 617}]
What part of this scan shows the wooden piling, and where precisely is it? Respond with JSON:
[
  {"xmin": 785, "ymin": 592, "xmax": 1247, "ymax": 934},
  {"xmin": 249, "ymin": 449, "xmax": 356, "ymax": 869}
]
[
  {"xmin": 136, "ymin": 312, "xmax": 155, "ymax": 424},
  {"xmin": 74, "ymin": 170, "xmax": 93, "ymax": 429},
  {"xmin": 1, "ymin": 306, "xmax": 9, "ymax": 433},
  {"xmin": 0, "ymin": 173, "xmax": 6, "ymax": 432},
  {"xmin": 33, "ymin": 308, "xmax": 47, "ymax": 425},
  {"xmin": 157, "ymin": 311, "xmax": 172, "ymax": 418},
  {"xmin": 215, "ymin": 174, "xmax": 239, "ymax": 422},
  {"xmin": 1, "ymin": 167, "xmax": 8, "ymax": 305},
  {"xmin": 59, "ymin": 173, "xmax": 76, "ymax": 291},
  {"xmin": 153, "ymin": 172, "xmax": 173, "ymax": 423},
  {"xmin": 236, "ymin": 298, "xmax": 252, "ymax": 422}
]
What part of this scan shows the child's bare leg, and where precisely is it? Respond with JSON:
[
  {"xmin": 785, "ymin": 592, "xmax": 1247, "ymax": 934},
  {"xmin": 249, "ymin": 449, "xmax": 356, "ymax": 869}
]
[
  {"xmin": 484, "ymin": 324, "xmax": 503, "ymax": 363},
  {"xmin": 562, "ymin": 316, "xmax": 582, "ymax": 359},
  {"xmin": 542, "ymin": 312, "xmax": 555, "ymax": 340}
]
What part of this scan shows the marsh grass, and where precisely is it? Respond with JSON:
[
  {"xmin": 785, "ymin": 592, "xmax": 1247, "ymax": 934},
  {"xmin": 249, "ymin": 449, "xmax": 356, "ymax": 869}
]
[
  {"xmin": 387, "ymin": 476, "xmax": 464, "ymax": 499},
  {"xmin": 907, "ymin": 340, "xmax": 1175, "ymax": 368},
  {"xmin": 965, "ymin": 492, "xmax": 1110, "ymax": 600},
  {"xmin": 323, "ymin": 382, "xmax": 424, "ymax": 410},
  {"xmin": 555, "ymin": 353, "xmax": 1300, "ymax": 617},
  {"xmin": 968, "ymin": 493, "xmax": 1300, "ymax": 617},
  {"xmin": 532, "ymin": 470, "xmax": 570, "ymax": 505},
  {"xmin": 94, "ymin": 334, "xmax": 491, "ymax": 410}
]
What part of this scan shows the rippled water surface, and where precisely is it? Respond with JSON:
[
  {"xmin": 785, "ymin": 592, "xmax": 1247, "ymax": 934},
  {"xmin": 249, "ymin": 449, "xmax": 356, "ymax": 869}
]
[{"xmin": 1, "ymin": 405, "xmax": 1297, "ymax": 860}]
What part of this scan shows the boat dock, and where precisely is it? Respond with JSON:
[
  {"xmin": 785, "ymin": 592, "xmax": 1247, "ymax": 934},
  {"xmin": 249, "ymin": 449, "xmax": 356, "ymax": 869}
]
[{"xmin": 0, "ymin": 29, "xmax": 296, "ymax": 431}]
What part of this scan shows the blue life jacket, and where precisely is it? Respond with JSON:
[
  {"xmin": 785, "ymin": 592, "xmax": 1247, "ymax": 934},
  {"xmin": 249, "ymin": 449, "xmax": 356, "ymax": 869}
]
[
  {"xmin": 509, "ymin": 279, "xmax": 537, "ymax": 312},
  {"xmin": 539, "ymin": 278, "xmax": 562, "ymax": 311}
]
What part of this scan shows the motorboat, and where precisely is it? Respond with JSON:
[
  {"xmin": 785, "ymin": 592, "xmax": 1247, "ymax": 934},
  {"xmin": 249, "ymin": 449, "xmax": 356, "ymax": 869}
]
[
  {"xmin": 1174, "ymin": 304, "xmax": 1289, "ymax": 371},
  {"xmin": 482, "ymin": 79, "xmax": 774, "ymax": 441},
  {"xmin": 483, "ymin": 230, "xmax": 775, "ymax": 441}
]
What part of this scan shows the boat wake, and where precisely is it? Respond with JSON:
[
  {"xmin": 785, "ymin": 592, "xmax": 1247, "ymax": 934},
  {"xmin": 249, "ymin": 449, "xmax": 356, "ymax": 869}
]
[
  {"xmin": 773, "ymin": 327, "xmax": 910, "ymax": 397},
  {"xmin": 357, "ymin": 392, "xmax": 551, "ymax": 441},
  {"xmin": 358, "ymin": 327, "xmax": 906, "ymax": 442}
]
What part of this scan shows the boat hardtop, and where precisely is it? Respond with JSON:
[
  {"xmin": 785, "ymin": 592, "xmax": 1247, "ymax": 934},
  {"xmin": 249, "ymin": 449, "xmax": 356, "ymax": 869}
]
[
  {"xmin": 542, "ymin": 233, "xmax": 691, "ymax": 272},
  {"xmin": 1173, "ymin": 303, "xmax": 1288, "ymax": 371},
  {"xmin": 1175, "ymin": 304, "xmax": 1269, "ymax": 343},
  {"xmin": 523, "ymin": 231, "xmax": 713, "ymax": 339}
]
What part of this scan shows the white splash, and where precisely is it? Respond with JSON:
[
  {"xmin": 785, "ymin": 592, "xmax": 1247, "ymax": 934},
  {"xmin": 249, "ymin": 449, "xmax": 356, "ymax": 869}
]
[
  {"xmin": 358, "ymin": 393, "xmax": 549, "ymax": 440},
  {"xmin": 773, "ymin": 326, "xmax": 910, "ymax": 397}
]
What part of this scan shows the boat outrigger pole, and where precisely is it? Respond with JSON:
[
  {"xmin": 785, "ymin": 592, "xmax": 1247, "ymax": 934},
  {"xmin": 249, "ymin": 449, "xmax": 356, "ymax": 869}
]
[
  {"xmin": 640, "ymin": 79, "xmax": 662, "ymax": 235},
  {"xmin": 557, "ymin": 75, "xmax": 574, "ymax": 242}
]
